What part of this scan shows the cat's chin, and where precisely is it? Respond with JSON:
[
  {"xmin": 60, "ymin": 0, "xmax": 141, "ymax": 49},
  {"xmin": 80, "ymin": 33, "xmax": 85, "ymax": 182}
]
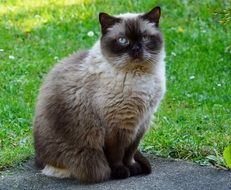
[{"xmin": 130, "ymin": 58, "xmax": 151, "ymax": 66}]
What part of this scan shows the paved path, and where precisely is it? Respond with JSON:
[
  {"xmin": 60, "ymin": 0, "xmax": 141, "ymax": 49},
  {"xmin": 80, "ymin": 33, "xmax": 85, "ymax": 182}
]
[{"xmin": 0, "ymin": 155, "xmax": 231, "ymax": 190}]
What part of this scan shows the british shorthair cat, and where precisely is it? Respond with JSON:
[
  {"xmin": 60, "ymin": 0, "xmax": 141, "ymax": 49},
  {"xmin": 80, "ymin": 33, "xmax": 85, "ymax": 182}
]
[{"xmin": 33, "ymin": 6, "xmax": 166, "ymax": 183}]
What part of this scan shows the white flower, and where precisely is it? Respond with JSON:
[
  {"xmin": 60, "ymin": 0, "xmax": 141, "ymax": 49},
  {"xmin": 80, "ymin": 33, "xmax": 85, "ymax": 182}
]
[
  {"xmin": 189, "ymin": 75, "xmax": 195, "ymax": 80},
  {"xmin": 171, "ymin": 52, "xmax": 176, "ymax": 56},
  {"xmin": 9, "ymin": 55, "xmax": 15, "ymax": 60},
  {"xmin": 35, "ymin": 14, "xmax": 41, "ymax": 18},
  {"xmin": 217, "ymin": 83, "xmax": 221, "ymax": 87},
  {"xmin": 0, "ymin": 49, "xmax": 4, "ymax": 52},
  {"xmin": 87, "ymin": 31, "xmax": 94, "ymax": 37},
  {"xmin": 185, "ymin": 93, "xmax": 192, "ymax": 98},
  {"xmin": 203, "ymin": 115, "xmax": 209, "ymax": 120}
]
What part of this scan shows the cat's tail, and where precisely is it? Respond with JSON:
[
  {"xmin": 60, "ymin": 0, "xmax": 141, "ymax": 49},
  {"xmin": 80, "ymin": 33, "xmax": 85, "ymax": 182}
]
[
  {"xmin": 134, "ymin": 150, "xmax": 152, "ymax": 174},
  {"xmin": 69, "ymin": 148, "xmax": 111, "ymax": 183}
]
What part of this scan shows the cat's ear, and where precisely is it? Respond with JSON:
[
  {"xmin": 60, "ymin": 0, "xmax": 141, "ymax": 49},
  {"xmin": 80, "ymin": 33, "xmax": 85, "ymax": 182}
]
[
  {"xmin": 99, "ymin": 13, "xmax": 121, "ymax": 34},
  {"xmin": 142, "ymin": 6, "xmax": 161, "ymax": 27}
]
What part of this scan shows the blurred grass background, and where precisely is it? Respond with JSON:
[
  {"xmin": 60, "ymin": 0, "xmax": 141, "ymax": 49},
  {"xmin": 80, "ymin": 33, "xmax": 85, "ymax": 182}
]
[{"xmin": 0, "ymin": 0, "xmax": 230, "ymax": 169}]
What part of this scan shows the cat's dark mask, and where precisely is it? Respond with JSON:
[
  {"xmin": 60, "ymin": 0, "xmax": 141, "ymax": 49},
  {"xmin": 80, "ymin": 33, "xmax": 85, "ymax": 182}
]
[{"xmin": 99, "ymin": 6, "xmax": 163, "ymax": 65}]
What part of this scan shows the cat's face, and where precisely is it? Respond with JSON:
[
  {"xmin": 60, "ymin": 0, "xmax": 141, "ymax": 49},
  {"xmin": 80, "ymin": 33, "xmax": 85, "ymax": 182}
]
[{"xmin": 99, "ymin": 6, "xmax": 164, "ymax": 71}]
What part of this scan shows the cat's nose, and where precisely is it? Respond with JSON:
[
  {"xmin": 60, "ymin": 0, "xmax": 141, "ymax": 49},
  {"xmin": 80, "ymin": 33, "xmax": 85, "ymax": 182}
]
[
  {"xmin": 132, "ymin": 45, "xmax": 140, "ymax": 53},
  {"xmin": 131, "ymin": 45, "xmax": 142, "ymax": 58}
]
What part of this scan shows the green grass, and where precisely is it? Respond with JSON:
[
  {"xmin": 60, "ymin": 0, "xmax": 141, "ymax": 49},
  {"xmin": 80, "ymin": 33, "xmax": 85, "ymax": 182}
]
[{"xmin": 0, "ymin": 0, "xmax": 230, "ymax": 170}]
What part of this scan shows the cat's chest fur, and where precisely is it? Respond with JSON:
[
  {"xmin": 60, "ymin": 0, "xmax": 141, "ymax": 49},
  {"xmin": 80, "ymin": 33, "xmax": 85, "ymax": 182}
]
[
  {"xmin": 90, "ymin": 62, "xmax": 164, "ymax": 132},
  {"xmin": 98, "ymin": 69, "xmax": 156, "ymax": 102}
]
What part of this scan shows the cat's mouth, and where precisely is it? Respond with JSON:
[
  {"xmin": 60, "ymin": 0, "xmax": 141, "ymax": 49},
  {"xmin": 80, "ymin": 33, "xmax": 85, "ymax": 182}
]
[
  {"xmin": 129, "ymin": 54, "xmax": 144, "ymax": 63},
  {"xmin": 131, "ymin": 57, "xmax": 143, "ymax": 63},
  {"xmin": 129, "ymin": 56, "xmax": 154, "ymax": 66},
  {"xmin": 129, "ymin": 49, "xmax": 143, "ymax": 61}
]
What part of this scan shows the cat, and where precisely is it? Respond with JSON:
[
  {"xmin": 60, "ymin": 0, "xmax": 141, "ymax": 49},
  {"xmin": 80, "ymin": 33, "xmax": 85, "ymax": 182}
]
[{"xmin": 33, "ymin": 5, "xmax": 166, "ymax": 183}]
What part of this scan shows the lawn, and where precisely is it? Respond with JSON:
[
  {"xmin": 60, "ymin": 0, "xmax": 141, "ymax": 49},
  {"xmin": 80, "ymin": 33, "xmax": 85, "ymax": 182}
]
[{"xmin": 0, "ymin": 0, "xmax": 230, "ymax": 169}]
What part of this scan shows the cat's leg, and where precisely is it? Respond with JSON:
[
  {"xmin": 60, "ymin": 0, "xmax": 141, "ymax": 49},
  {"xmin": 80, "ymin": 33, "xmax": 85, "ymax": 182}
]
[
  {"xmin": 68, "ymin": 147, "xmax": 111, "ymax": 183},
  {"xmin": 35, "ymin": 123, "xmax": 110, "ymax": 183},
  {"xmin": 124, "ymin": 143, "xmax": 152, "ymax": 176},
  {"xmin": 133, "ymin": 150, "xmax": 151, "ymax": 174},
  {"xmin": 40, "ymin": 147, "xmax": 110, "ymax": 183},
  {"xmin": 60, "ymin": 126, "xmax": 111, "ymax": 183},
  {"xmin": 123, "ymin": 121, "xmax": 152, "ymax": 176},
  {"xmin": 105, "ymin": 128, "xmax": 133, "ymax": 179}
]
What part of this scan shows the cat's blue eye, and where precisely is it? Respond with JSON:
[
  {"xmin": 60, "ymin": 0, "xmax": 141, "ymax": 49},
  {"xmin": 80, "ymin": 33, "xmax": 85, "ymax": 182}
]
[{"xmin": 118, "ymin": 37, "xmax": 129, "ymax": 46}]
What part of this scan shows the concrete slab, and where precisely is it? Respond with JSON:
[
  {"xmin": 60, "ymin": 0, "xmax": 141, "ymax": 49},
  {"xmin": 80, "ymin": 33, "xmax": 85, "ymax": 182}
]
[{"xmin": 0, "ymin": 155, "xmax": 230, "ymax": 190}]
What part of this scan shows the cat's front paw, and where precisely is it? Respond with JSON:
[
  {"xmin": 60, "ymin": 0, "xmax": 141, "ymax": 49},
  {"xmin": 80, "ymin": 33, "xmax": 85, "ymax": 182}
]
[
  {"xmin": 128, "ymin": 161, "xmax": 143, "ymax": 176},
  {"xmin": 111, "ymin": 165, "xmax": 130, "ymax": 179},
  {"xmin": 134, "ymin": 151, "xmax": 152, "ymax": 175}
]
